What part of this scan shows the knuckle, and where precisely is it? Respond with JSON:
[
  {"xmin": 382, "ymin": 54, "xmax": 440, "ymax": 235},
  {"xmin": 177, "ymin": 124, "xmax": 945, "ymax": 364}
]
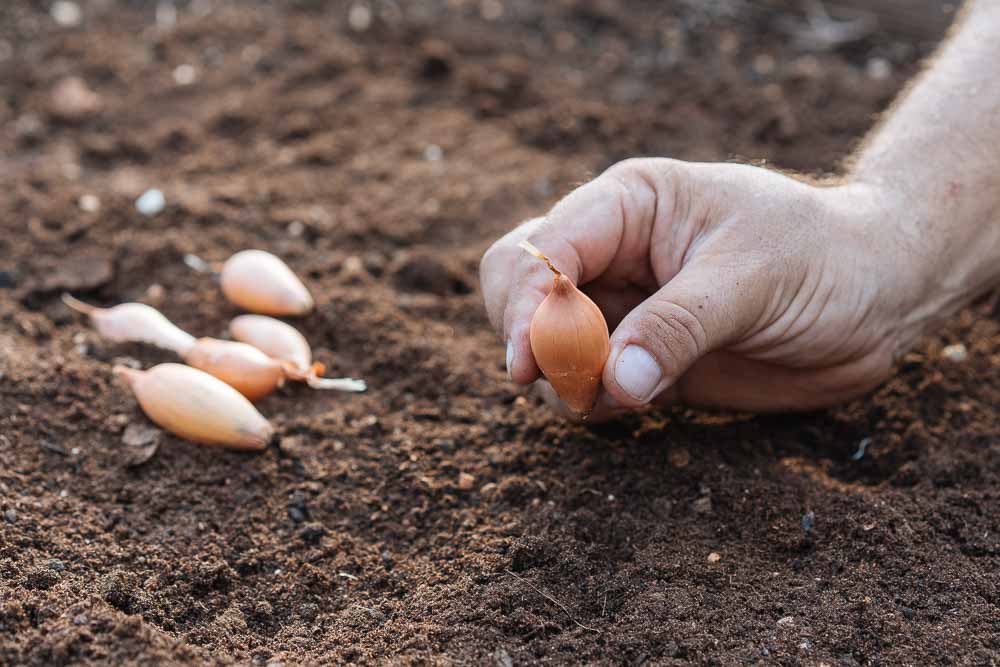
[{"xmin": 642, "ymin": 301, "xmax": 709, "ymax": 362}]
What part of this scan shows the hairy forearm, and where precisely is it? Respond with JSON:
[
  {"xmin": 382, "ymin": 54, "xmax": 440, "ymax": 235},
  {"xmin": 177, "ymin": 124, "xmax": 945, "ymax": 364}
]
[{"xmin": 851, "ymin": 0, "xmax": 1000, "ymax": 335}]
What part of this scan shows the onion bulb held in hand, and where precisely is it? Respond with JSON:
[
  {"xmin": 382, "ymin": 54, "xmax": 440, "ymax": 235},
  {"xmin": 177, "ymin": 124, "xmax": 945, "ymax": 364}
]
[
  {"xmin": 114, "ymin": 363, "xmax": 274, "ymax": 450},
  {"xmin": 518, "ymin": 240, "xmax": 610, "ymax": 416}
]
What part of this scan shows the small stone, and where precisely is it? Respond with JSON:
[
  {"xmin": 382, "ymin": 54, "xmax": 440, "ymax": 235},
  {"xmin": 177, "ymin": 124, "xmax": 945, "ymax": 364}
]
[
  {"xmin": 288, "ymin": 506, "xmax": 306, "ymax": 524},
  {"xmin": 28, "ymin": 253, "xmax": 113, "ymax": 294},
  {"xmin": 298, "ymin": 523, "xmax": 326, "ymax": 544},
  {"xmin": 692, "ymin": 495, "xmax": 712, "ymax": 515},
  {"xmin": 668, "ymin": 447, "xmax": 690, "ymax": 468},
  {"xmin": 423, "ymin": 144, "xmax": 443, "ymax": 161},
  {"xmin": 941, "ymin": 343, "xmax": 968, "ymax": 362},
  {"xmin": 777, "ymin": 616, "xmax": 794, "ymax": 626},
  {"xmin": 173, "ymin": 64, "xmax": 197, "ymax": 86},
  {"xmin": 14, "ymin": 114, "xmax": 44, "ymax": 144},
  {"xmin": 122, "ymin": 423, "xmax": 161, "ymax": 466},
  {"xmin": 707, "ymin": 552, "xmax": 721, "ymax": 563},
  {"xmin": 480, "ymin": 482, "xmax": 498, "ymax": 496},
  {"xmin": 287, "ymin": 220, "xmax": 305, "ymax": 237},
  {"xmin": 866, "ymin": 57, "xmax": 892, "ymax": 81},
  {"xmin": 798, "ymin": 640, "xmax": 811, "ymax": 651},
  {"xmin": 123, "ymin": 423, "xmax": 159, "ymax": 448},
  {"xmin": 49, "ymin": 77, "xmax": 101, "ymax": 121},
  {"xmin": 457, "ymin": 472, "xmax": 476, "ymax": 491},
  {"xmin": 145, "ymin": 283, "xmax": 165, "ymax": 304},
  {"xmin": 348, "ymin": 3, "xmax": 372, "ymax": 31},
  {"xmin": 47, "ymin": 558, "xmax": 66, "ymax": 572},
  {"xmin": 752, "ymin": 53, "xmax": 776, "ymax": 75},
  {"xmin": 279, "ymin": 435, "xmax": 306, "ymax": 456},
  {"xmin": 78, "ymin": 194, "xmax": 101, "ymax": 212},
  {"xmin": 480, "ymin": 0, "xmax": 503, "ymax": 21},
  {"xmin": 155, "ymin": 2, "xmax": 177, "ymax": 28},
  {"xmin": 50, "ymin": 1, "xmax": 82, "ymax": 27},
  {"xmin": 135, "ymin": 189, "xmax": 166, "ymax": 216},
  {"xmin": 4, "ymin": 509, "xmax": 17, "ymax": 523},
  {"xmin": 73, "ymin": 614, "xmax": 88, "ymax": 625}
]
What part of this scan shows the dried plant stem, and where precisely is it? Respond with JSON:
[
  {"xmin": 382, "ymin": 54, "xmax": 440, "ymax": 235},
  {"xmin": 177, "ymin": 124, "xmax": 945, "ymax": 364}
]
[
  {"xmin": 506, "ymin": 569, "xmax": 599, "ymax": 633},
  {"xmin": 517, "ymin": 240, "xmax": 561, "ymax": 277},
  {"xmin": 61, "ymin": 293, "xmax": 101, "ymax": 316}
]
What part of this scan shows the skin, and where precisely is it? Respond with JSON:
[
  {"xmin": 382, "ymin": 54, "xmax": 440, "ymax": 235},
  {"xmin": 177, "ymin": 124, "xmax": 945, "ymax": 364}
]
[{"xmin": 481, "ymin": 0, "xmax": 1000, "ymax": 420}]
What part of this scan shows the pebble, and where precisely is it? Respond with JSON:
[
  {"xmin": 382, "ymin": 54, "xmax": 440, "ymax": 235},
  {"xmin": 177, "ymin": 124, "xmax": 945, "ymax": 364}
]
[
  {"xmin": 480, "ymin": 0, "xmax": 503, "ymax": 21},
  {"xmin": 122, "ymin": 423, "xmax": 161, "ymax": 466},
  {"xmin": 49, "ymin": 77, "xmax": 101, "ymax": 121},
  {"xmin": 50, "ymin": 1, "xmax": 82, "ymax": 27},
  {"xmin": 287, "ymin": 220, "xmax": 305, "ymax": 237},
  {"xmin": 941, "ymin": 343, "xmax": 968, "ymax": 362},
  {"xmin": 866, "ymin": 57, "xmax": 892, "ymax": 81},
  {"xmin": 777, "ymin": 616, "xmax": 794, "ymax": 627},
  {"xmin": 78, "ymin": 194, "xmax": 101, "ymax": 212},
  {"xmin": 348, "ymin": 3, "xmax": 372, "ymax": 31},
  {"xmin": 423, "ymin": 144, "xmax": 443, "ymax": 161},
  {"xmin": 14, "ymin": 114, "xmax": 44, "ymax": 145},
  {"xmin": 156, "ymin": 2, "xmax": 177, "ymax": 28},
  {"xmin": 692, "ymin": 495, "xmax": 713, "ymax": 515},
  {"xmin": 752, "ymin": 53, "xmax": 776, "ymax": 76},
  {"xmin": 669, "ymin": 447, "xmax": 690, "ymax": 468},
  {"xmin": 4, "ymin": 509, "xmax": 17, "ymax": 523},
  {"xmin": 173, "ymin": 64, "xmax": 197, "ymax": 86},
  {"xmin": 457, "ymin": 472, "xmax": 476, "ymax": 491},
  {"xmin": 135, "ymin": 189, "xmax": 166, "ymax": 216},
  {"xmin": 47, "ymin": 558, "xmax": 66, "ymax": 572},
  {"xmin": 707, "ymin": 552, "xmax": 721, "ymax": 563}
]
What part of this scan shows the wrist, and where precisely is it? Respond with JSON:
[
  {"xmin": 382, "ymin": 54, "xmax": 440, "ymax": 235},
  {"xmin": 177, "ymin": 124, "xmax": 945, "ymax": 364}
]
[{"xmin": 834, "ymin": 173, "xmax": 1000, "ymax": 355}]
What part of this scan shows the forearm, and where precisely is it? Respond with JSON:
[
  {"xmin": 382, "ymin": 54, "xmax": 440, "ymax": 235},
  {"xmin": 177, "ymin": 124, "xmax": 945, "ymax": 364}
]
[{"xmin": 850, "ymin": 0, "xmax": 1000, "ymax": 337}]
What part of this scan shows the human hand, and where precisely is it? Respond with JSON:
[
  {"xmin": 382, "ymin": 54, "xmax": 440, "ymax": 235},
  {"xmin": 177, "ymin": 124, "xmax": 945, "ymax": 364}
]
[{"xmin": 481, "ymin": 158, "xmax": 927, "ymax": 418}]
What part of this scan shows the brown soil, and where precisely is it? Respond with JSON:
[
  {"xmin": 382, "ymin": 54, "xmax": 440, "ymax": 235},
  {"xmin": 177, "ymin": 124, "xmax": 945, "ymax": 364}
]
[{"xmin": 2, "ymin": 1, "xmax": 998, "ymax": 664}]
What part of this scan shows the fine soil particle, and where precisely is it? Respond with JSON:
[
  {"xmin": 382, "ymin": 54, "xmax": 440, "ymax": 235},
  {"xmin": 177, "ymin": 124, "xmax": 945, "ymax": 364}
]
[{"xmin": 2, "ymin": 1, "xmax": 998, "ymax": 665}]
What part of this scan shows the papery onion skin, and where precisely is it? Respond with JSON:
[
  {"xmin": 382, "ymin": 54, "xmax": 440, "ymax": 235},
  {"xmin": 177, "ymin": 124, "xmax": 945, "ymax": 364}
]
[
  {"xmin": 62, "ymin": 294, "xmax": 196, "ymax": 354},
  {"xmin": 182, "ymin": 338, "xmax": 287, "ymax": 401},
  {"xmin": 528, "ymin": 274, "xmax": 610, "ymax": 415},
  {"xmin": 220, "ymin": 250, "xmax": 314, "ymax": 317},
  {"xmin": 114, "ymin": 363, "xmax": 274, "ymax": 450},
  {"xmin": 229, "ymin": 314, "xmax": 313, "ymax": 371}
]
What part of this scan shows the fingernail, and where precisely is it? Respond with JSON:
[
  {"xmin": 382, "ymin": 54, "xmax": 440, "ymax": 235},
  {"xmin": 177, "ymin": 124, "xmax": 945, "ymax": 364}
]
[
  {"xmin": 614, "ymin": 345, "xmax": 663, "ymax": 402},
  {"xmin": 505, "ymin": 340, "xmax": 514, "ymax": 380}
]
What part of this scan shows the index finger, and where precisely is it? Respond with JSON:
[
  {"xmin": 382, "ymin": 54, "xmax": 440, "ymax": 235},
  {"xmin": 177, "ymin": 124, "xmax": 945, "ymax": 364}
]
[{"xmin": 483, "ymin": 160, "xmax": 663, "ymax": 384}]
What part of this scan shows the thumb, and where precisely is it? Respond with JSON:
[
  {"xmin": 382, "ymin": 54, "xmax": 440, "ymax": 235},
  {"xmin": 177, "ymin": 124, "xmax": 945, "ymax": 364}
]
[{"xmin": 602, "ymin": 259, "xmax": 765, "ymax": 406}]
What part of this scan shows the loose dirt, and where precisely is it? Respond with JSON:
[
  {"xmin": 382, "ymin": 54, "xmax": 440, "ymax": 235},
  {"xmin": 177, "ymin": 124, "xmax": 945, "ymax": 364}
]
[{"xmin": 2, "ymin": 1, "xmax": 998, "ymax": 664}]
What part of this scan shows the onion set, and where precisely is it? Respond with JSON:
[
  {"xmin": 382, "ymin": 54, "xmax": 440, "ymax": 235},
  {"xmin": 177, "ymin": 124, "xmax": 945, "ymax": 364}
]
[{"xmin": 519, "ymin": 240, "xmax": 610, "ymax": 416}]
